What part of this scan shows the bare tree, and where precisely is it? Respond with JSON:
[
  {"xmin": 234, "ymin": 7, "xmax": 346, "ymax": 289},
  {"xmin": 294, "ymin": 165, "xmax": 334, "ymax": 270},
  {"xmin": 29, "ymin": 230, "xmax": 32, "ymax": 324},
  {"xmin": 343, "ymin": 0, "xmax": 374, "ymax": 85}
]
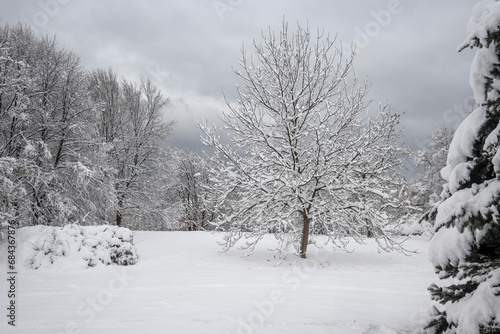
[
  {"xmin": 170, "ymin": 150, "xmax": 215, "ymax": 231},
  {"xmin": 0, "ymin": 24, "xmax": 175, "ymax": 229},
  {"xmin": 88, "ymin": 69, "xmax": 175, "ymax": 228},
  {"xmin": 413, "ymin": 124, "xmax": 454, "ymax": 223},
  {"xmin": 198, "ymin": 21, "xmax": 408, "ymax": 258},
  {"xmin": 414, "ymin": 100, "xmax": 476, "ymax": 224},
  {"xmin": 0, "ymin": 24, "xmax": 114, "ymax": 227}
]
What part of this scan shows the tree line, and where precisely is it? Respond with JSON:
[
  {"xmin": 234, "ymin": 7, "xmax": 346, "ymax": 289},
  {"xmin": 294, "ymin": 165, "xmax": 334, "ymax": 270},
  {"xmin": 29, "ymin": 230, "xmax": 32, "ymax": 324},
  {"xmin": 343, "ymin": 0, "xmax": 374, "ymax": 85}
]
[
  {"xmin": 2, "ymin": 9, "xmax": 499, "ymax": 331},
  {"xmin": 0, "ymin": 24, "xmax": 214, "ymax": 231},
  {"xmin": 0, "ymin": 22, "xmax": 443, "ymax": 252}
]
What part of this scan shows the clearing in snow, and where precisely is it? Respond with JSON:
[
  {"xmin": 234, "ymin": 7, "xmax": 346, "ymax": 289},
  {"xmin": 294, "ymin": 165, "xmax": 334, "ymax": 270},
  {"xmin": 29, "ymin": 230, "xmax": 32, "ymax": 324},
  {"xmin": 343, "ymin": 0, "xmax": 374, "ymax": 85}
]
[{"xmin": 0, "ymin": 230, "xmax": 434, "ymax": 334}]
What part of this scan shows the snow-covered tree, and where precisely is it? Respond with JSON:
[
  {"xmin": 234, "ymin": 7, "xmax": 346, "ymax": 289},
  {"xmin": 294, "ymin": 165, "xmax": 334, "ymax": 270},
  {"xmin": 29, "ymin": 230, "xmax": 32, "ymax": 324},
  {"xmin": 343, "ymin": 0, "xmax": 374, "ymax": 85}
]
[
  {"xmin": 0, "ymin": 25, "xmax": 33, "ymax": 226},
  {"xmin": 170, "ymin": 150, "xmax": 216, "ymax": 231},
  {"xmin": 0, "ymin": 24, "xmax": 177, "ymax": 230},
  {"xmin": 415, "ymin": 125, "xmax": 455, "ymax": 207},
  {"xmin": 88, "ymin": 69, "xmax": 175, "ymax": 228},
  {"xmin": 125, "ymin": 149, "xmax": 184, "ymax": 231},
  {"xmin": 198, "ymin": 21, "xmax": 409, "ymax": 258},
  {"xmin": 424, "ymin": 1, "xmax": 500, "ymax": 333},
  {"xmin": 0, "ymin": 24, "xmax": 114, "ymax": 227}
]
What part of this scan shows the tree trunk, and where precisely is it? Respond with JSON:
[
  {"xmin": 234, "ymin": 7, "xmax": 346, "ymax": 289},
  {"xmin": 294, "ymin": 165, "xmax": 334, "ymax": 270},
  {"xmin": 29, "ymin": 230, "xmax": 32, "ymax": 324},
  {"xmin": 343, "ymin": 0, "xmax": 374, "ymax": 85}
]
[
  {"xmin": 116, "ymin": 199, "xmax": 123, "ymax": 227},
  {"xmin": 300, "ymin": 211, "xmax": 310, "ymax": 258},
  {"xmin": 116, "ymin": 212, "xmax": 122, "ymax": 227}
]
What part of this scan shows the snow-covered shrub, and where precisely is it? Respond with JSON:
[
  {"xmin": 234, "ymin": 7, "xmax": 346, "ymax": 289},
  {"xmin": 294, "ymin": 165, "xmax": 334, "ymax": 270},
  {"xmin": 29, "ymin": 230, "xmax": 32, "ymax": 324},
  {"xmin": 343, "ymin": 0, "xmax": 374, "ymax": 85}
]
[{"xmin": 17, "ymin": 225, "xmax": 138, "ymax": 269}]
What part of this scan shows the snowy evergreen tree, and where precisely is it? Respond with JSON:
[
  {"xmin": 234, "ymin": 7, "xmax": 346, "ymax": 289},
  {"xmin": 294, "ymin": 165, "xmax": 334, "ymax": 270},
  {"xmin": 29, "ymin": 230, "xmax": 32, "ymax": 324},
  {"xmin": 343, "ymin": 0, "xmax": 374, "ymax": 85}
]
[
  {"xmin": 424, "ymin": 1, "xmax": 500, "ymax": 333},
  {"xmin": 198, "ymin": 21, "xmax": 408, "ymax": 258}
]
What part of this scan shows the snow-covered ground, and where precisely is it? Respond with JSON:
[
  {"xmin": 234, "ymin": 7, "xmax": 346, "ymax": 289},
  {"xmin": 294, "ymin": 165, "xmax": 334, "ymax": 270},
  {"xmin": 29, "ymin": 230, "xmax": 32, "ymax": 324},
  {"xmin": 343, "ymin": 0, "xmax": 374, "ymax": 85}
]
[{"xmin": 0, "ymin": 230, "xmax": 435, "ymax": 334}]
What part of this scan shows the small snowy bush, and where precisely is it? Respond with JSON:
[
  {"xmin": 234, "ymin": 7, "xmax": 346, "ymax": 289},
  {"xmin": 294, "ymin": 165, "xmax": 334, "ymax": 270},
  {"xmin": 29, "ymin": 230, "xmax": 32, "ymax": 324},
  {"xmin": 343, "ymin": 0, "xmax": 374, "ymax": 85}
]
[{"xmin": 18, "ymin": 225, "xmax": 138, "ymax": 269}]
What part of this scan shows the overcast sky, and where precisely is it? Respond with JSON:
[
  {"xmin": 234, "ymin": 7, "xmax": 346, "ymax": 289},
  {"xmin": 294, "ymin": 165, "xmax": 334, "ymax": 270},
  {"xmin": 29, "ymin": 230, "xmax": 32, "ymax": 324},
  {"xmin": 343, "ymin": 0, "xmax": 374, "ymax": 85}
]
[{"xmin": 0, "ymin": 0, "xmax": 480, "ymax": 172}]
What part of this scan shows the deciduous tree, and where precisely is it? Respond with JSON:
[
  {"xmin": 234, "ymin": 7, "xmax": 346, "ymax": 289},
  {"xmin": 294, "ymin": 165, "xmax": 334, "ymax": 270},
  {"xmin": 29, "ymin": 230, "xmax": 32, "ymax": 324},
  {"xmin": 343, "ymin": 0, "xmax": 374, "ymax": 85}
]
[
  {"xmin": 198, "ymin": 21, "xmax": 408, "ymax": 258},
  {"xmin": 88, "ymin": 69, "xmax": 175, "ymax": 228},
  {"xmin": 0, "ymin": 24, "xmax": 113, "ymax": 227}
]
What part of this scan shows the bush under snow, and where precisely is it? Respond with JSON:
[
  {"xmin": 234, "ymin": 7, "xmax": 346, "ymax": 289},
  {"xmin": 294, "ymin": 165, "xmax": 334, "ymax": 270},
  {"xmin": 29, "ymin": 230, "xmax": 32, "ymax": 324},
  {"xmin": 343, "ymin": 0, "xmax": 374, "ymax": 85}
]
[{"xmin": 14, "ymin": 225, "xmax": 138, "ymax": 269}]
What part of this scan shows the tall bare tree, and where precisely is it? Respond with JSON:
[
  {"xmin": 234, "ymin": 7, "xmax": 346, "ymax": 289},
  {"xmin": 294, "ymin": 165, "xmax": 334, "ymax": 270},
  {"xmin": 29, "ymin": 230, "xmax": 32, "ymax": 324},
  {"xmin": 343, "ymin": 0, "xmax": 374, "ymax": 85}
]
[
  {"xmin": 89, "ymin": 69, "xmax": 175, "ymax": 228},
  {"xmin": 170, "ymin": 150, "xmax": 216, "ymax": 231},
  {"xmin": 199, "ymin": 21, "xmax": 408, "ymax": 258}
]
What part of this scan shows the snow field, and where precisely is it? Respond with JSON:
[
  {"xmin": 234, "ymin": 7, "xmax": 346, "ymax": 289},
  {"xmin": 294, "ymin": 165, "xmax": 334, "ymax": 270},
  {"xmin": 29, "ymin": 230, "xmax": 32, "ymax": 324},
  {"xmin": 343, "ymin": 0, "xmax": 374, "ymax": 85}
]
[{"xmin": 0, "ymin": 231, "xmax": 434, "ymax": 334}]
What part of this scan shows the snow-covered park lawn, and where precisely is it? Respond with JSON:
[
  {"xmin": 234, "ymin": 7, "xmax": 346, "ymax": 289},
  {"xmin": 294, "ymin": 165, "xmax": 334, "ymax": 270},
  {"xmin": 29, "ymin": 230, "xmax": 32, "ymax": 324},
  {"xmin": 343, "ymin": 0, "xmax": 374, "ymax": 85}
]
[{"xmin": 0, "ymin": 230, "xmax": 435, "ymax": 334}]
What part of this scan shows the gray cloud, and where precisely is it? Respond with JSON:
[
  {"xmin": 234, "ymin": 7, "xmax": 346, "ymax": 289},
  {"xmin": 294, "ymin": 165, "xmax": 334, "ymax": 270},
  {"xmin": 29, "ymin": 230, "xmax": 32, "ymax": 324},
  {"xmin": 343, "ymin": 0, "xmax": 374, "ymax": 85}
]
[{"xmin": 0, "ymin": 0, "xmax": 480, "ymax": 161}]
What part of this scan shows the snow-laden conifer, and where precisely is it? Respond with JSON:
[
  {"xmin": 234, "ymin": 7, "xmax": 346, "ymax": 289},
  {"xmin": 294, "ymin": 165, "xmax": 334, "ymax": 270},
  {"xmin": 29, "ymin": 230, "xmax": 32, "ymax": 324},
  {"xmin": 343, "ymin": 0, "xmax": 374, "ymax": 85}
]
[{"xmin": 424, "ymin": 1, "xmax": 500, "ymax": 333}]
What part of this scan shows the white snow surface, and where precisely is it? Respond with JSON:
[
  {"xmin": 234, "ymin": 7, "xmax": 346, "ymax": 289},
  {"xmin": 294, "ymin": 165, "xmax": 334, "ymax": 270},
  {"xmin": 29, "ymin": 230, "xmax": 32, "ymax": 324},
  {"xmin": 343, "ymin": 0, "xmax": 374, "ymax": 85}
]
[
  {"xmin": 470, "ymin": 44, "xmax": 500, "ymax": 105},
  {"xmin": 441, "ymin": 106, "xmax": 485, "ymax": 185},
  {"xmin": 429, "ymin": 225, "xmax": 474, "ymax": 275},
  {"xmin": 0, "ymin": 231, "xmax": 434, "ymax": 334}
]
